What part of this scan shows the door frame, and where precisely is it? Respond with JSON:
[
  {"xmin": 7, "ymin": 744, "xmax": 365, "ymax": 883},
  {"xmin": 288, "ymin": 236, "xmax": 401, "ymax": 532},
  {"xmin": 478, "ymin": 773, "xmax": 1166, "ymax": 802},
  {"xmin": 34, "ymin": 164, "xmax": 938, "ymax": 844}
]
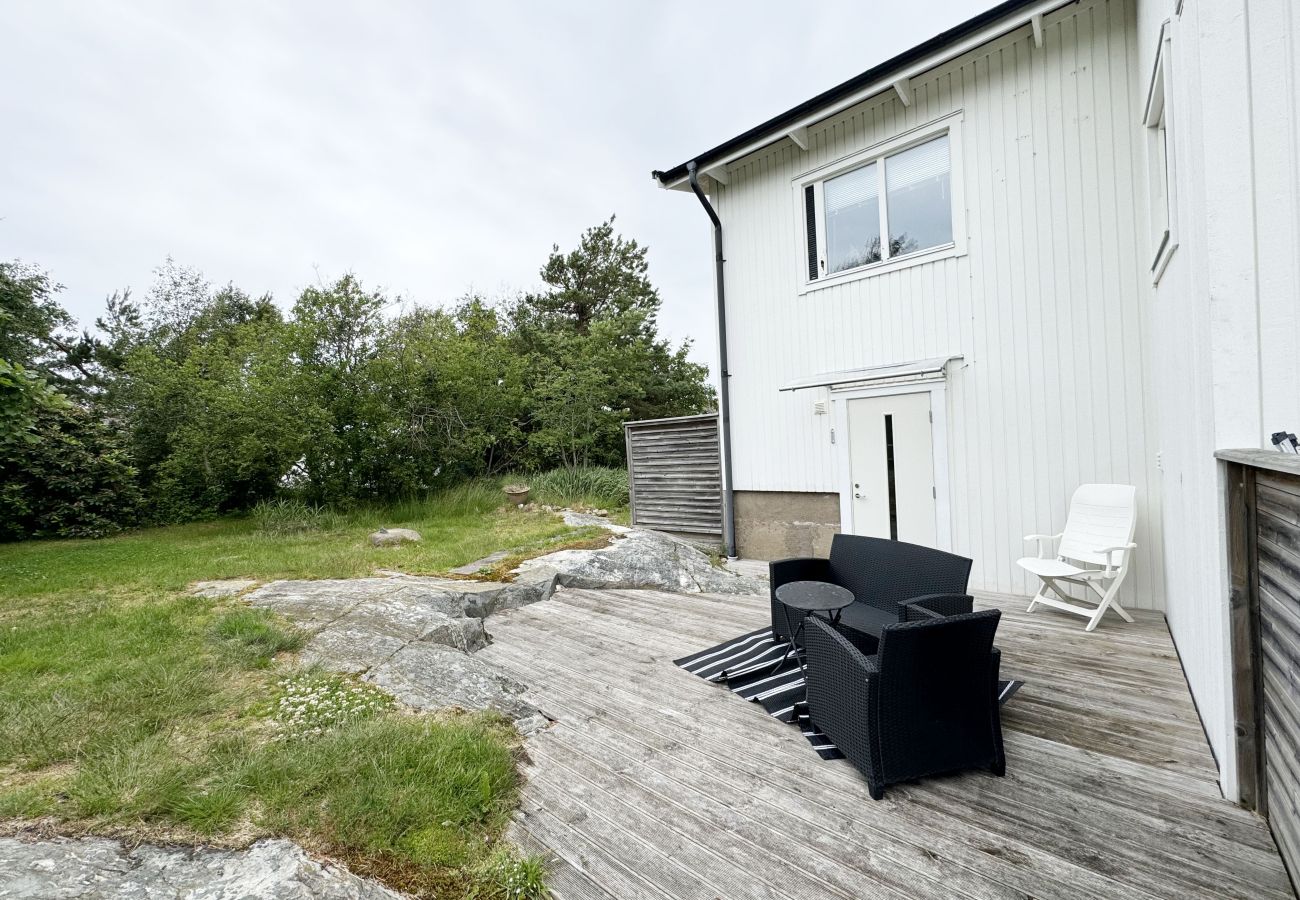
[{"xmin": 832, "ymin": 379, "xmax": 952, "ymax": 551}]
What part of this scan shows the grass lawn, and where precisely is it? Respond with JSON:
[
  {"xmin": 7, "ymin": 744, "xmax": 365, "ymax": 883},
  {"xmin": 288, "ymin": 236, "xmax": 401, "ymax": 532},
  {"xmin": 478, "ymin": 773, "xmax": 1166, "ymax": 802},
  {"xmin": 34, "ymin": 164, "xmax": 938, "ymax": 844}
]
[{"xmin": 0, "ymin": 478, "xmax": 620, "ymax": 898}]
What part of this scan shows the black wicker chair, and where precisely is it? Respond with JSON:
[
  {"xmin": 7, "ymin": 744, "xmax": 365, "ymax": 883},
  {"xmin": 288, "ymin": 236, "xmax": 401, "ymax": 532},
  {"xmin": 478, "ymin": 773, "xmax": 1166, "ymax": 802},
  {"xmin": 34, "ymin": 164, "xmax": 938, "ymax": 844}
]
[
  {"xmin": 804, "ymin": 610, "xmax": 1006, "ymax": 799},
  {"xmin": 769, "ymin": 534, "xmax": 974, "ymax": 646}
]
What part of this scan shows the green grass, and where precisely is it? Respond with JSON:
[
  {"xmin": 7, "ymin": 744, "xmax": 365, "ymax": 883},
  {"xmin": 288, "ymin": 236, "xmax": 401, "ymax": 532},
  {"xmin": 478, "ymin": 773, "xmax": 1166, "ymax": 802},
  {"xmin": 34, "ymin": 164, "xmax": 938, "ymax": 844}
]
[
  {"xmin": 0, "ymin": 480, "xmax": 597, "ymax": 898},
  {"xmin": 0, "ymin": 481, "xmax": 602, "ymax": 601}
]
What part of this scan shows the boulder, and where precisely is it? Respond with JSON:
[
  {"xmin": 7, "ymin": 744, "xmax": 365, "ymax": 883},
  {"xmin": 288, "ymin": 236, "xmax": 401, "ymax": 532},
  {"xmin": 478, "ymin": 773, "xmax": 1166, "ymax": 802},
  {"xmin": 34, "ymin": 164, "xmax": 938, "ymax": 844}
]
[
  {"xmin": 0, "ymin": 837, "xmax": 405, "ymax": 899},
  {"xmin": 368, "ymin": 527, "xmax": 421, "ymax": 547}
]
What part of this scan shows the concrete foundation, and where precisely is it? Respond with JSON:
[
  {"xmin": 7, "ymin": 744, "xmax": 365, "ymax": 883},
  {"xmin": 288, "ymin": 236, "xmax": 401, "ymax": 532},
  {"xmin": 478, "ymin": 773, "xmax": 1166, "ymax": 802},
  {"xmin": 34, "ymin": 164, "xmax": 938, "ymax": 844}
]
[{"xmin": 733, "ymin": 490, "xmax": 841, "ymax": 560}]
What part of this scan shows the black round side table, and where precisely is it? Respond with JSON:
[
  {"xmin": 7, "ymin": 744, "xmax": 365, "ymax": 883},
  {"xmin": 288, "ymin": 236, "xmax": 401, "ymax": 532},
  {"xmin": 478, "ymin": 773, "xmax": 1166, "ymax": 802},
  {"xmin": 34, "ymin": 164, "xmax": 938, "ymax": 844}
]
[{"xmin": 772, "ymin": 580, "xmax": 855, "ymax": 674}]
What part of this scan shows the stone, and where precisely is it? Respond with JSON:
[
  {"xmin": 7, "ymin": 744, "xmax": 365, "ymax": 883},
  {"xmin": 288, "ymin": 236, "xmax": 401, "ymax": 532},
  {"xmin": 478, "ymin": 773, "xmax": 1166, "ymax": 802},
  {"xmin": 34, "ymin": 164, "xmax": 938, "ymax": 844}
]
[
  {"xmin": 449, "ymin": 549, "xmax": 511, "ymax": 576},
  {"xmin": 189, "ymin": 578, "xmax": 258, "ymax": 598},
  {"xmin": 513, "ymin": 528, "xmax": 766, "ymax": 596},
  {"xmin": 0, "ymin": 836, "xmax": 405, "ymax": 899},
  {"xmin": 368, "ymin": 527, "xmax": 421, "ymax": 547},
  {"xmin": 420, "ymin": 616, "xmax": 489, "ymax": 652},
  {"xmin": 365, "ymin": 643, "xmax": 539, "ymax": 723}
]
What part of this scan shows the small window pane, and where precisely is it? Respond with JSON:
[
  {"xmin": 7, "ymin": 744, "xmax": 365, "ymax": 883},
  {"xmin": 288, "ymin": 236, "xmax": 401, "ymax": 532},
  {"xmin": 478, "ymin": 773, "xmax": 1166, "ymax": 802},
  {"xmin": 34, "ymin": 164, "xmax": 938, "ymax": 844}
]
[
  {"xmin": 824, "ymin": 162, "xmax": 881, "ymax": 273},
  {"xmin": 885, "ymin": 135, "xmax": 952, "ymax": 256}
]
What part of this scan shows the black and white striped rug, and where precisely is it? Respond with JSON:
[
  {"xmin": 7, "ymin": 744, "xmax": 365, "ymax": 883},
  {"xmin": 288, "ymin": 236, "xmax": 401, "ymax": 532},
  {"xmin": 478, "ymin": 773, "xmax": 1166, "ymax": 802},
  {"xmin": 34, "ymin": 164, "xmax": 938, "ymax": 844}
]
[{"xmin": 674, "ymin": 627, "xmax": 1023, "ymax": 760}]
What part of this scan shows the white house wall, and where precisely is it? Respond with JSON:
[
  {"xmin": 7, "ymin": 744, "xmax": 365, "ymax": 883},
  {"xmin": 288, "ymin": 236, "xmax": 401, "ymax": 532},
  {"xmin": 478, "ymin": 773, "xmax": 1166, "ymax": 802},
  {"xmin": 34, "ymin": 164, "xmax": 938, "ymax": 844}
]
[
  {"xmin": 1137, "ymin": 0, "xmax": 1300, "ymax": 799},
  {"xmin": 714, "ymin": 0, "xmax": 1165, "ymax": 608}
]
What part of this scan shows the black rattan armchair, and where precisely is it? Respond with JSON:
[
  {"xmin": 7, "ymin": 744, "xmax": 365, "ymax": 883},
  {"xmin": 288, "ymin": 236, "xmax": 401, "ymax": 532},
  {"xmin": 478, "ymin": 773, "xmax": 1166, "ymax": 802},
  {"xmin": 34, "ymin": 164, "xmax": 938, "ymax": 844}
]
[
  {"xmin": 803, "ymin": 610, "xmax": 1005, "ymax": 799},
  {"xmin": 769, "ymin": 534, "xmax": 974, "ymax": 645}
]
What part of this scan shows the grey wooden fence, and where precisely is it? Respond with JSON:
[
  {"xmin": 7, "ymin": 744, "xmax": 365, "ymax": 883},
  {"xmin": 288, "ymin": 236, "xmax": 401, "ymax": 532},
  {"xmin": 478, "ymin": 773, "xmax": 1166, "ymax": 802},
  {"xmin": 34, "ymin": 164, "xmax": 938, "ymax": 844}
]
[
  {"xmin": 624, "ymin": 413, "xmax": 722, "ymax": 538},
  {"xmin": 1220, "ymin": 448, "xmax": 1300, "ymax": 879}
]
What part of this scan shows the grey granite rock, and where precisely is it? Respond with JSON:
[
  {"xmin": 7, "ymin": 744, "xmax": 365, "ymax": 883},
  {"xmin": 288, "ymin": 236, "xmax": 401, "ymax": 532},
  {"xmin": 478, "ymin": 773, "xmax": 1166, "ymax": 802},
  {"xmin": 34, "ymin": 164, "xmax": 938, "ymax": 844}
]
[
  {"xmin": 0, "ymin": 836, "xmax": 405, "ymax": 899},
  {"xmin": 368, "ymin": 527, "xmax": 421, "ymax": 547},
  {"xmin": 238, "ymin": 524, "xmax": 757, "ymax": 730},
  {"xmin": 514, "ymin": 529, "xmax": 765, "ymax": 596},
  {"xmin": 189, "ymin": 578, "xmax": 259, "ymax": 599},
  {"xmin": 365, "ymin": 643, "xmax": 538, "ymax": 723},
  {"xmin": 561, "ymin": 510, "xmax": 630, "ymax": 532},
  {"xmin": 245, "ymin": 578, "xmax": 394, "ymax": 630},
  {"xmin": 299, "ymin": 625, "xmax": 408, "ymax": 674}
]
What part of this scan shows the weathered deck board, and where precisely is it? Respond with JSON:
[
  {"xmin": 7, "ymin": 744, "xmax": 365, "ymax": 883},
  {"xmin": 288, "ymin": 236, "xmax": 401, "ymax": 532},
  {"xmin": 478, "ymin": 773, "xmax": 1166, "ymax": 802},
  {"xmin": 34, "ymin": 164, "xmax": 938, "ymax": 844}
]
[{"xmin": 480, "ymin": 588, "xmax": 1292, "ymax": 900}]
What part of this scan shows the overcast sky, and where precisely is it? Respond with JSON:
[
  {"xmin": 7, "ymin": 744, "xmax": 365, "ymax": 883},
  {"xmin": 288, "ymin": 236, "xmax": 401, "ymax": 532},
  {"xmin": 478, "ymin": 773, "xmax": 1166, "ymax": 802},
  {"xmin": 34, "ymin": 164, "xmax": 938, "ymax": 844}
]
[{"xmin": 2, "ymin": 0, "xmax": 992, "ymax": 373}]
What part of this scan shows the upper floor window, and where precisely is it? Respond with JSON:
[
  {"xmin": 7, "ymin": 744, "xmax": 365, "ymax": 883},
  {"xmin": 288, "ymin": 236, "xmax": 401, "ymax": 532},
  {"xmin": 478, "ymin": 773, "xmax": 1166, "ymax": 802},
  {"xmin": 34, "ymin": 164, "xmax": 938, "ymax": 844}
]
[{"xmin": 804, "ymin": 131, "xmax": 955, "ymax": 284}]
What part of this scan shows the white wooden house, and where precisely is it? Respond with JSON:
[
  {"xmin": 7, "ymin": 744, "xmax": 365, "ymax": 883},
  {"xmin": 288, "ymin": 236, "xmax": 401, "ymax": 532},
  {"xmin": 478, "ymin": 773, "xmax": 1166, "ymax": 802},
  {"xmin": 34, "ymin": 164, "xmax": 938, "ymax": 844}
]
[{"xmin": 654, "ymin": 0, "xmax": 1300, "ymax": 803}]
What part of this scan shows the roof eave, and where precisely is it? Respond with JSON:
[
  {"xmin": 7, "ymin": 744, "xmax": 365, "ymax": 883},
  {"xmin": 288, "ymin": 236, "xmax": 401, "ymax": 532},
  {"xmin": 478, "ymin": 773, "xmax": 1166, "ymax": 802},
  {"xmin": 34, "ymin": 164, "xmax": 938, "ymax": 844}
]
[{"xmin": 651, "ymin": 0, "xmax": 1071, "ymax": 190}]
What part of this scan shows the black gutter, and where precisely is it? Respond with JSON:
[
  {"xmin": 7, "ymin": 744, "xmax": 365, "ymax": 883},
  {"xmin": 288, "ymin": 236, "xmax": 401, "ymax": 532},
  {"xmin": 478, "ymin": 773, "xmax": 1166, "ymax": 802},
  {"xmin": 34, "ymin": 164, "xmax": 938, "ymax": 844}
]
[
  {"xmin": 652, "ymin": 0, "xmax": 1044, "ymax": 186},
  {"xmin": 687, "ymin": 160, "xmax": 737, "ymax": 559}
]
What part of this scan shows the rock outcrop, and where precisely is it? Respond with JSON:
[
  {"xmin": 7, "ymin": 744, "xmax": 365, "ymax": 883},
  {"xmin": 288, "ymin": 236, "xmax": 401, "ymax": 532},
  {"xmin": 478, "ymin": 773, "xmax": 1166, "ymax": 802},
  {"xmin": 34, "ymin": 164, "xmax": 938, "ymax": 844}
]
[
  {"xmin": 368, "ymin": 527, "xmax": 422, "ymax": 546},
  {"xmin": 0, "ymin": 837, "xmax": 405, "ymax": 899}
]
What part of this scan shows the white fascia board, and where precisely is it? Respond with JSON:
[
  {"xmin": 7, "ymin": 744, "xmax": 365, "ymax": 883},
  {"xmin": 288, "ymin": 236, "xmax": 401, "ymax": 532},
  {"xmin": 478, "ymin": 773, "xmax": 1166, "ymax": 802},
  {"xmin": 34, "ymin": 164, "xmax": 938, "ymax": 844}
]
[{"xmin": 658, "ymin": 0, "xmax": 1072, "ymax": 191}]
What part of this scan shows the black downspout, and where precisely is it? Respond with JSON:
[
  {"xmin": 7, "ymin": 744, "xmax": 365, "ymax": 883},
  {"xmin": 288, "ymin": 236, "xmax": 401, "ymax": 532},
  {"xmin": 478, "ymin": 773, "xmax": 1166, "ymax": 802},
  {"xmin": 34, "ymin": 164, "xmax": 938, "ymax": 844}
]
[{"xmin": 687, "ymin": 161, "xmax": 737, "ymax": 559}]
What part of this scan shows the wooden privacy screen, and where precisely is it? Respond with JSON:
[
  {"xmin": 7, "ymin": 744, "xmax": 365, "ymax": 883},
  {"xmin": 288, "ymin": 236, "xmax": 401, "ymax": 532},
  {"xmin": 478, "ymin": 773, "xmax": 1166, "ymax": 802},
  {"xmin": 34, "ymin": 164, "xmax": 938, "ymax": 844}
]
[
  {"xmin": 624, "ymin": 413, "xmax": 722, "ymax": 538},
  {"xmin": 1220, "ymin": 448, "xmax": 1300, "ymax": 882}
]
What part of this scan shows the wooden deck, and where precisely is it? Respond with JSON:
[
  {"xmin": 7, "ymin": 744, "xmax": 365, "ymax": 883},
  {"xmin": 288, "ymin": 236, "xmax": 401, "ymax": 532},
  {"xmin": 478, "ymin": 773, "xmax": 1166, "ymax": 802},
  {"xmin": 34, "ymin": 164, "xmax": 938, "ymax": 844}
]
[{"xmin": 477, "ymin": 588, "xmax": 1292, "ymax": 900}]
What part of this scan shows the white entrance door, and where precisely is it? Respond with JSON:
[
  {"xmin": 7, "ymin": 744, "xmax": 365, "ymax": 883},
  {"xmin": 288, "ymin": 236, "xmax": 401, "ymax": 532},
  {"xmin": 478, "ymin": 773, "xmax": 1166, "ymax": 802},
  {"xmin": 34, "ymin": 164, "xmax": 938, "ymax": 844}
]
[{"xmin": 846, "ymin": 392, "xmax": 937, "ymax": 545}]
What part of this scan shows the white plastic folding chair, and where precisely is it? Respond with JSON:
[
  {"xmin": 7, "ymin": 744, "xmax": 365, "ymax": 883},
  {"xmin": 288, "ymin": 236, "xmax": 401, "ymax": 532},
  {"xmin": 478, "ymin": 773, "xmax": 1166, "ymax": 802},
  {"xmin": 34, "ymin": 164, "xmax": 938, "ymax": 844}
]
[{"xmin": 1018, "ymin": 484, "xmax": 1138, "ymax": 632}]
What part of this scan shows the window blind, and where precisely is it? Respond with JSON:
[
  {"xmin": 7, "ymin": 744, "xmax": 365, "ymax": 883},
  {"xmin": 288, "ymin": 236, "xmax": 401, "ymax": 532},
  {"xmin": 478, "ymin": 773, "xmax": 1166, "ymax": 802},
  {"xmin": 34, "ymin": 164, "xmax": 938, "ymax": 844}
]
[
  {"xmin": 824, "ymin": 161, "xmax": 878, "ymax": 212},
  {"xmin": 885, "ymin": 135, "xmax": 950, "ymax": 191}
]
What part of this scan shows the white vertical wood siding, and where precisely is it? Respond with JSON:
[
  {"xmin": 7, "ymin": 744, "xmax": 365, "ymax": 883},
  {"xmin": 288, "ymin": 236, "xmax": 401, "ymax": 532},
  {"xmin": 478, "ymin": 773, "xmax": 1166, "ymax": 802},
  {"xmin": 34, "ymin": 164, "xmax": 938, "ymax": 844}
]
[
  {"xmin": 714, "ymin": 0, "xmax": 1163, "ymax": 608},
  {"xmin": 1138, "ymin": 0, "xmax": 1300, "ymax": 796}
]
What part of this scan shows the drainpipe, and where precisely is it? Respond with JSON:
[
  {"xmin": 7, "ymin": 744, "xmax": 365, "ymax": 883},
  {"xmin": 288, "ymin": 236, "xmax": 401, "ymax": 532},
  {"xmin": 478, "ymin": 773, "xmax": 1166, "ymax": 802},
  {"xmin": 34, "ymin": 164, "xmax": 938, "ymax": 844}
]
[{"xmin": 687, "ymin": 161, "xmax": 737, "ymax": 559}]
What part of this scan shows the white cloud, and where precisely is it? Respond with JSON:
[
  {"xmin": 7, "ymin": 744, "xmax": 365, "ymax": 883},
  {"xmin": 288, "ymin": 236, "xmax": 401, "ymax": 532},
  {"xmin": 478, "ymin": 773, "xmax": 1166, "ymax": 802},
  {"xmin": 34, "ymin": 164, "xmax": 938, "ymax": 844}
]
[{"xmin": 1, "ymin": 0, "xmax": 994, "ymax": 377}]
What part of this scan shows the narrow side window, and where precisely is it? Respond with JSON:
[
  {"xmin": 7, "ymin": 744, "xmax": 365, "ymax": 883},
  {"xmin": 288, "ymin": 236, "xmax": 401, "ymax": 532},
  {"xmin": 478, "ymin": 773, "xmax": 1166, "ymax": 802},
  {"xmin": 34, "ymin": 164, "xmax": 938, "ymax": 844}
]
[{"xmin": 804, "ymin": 184, "xmax": 819, "ymax": 281}]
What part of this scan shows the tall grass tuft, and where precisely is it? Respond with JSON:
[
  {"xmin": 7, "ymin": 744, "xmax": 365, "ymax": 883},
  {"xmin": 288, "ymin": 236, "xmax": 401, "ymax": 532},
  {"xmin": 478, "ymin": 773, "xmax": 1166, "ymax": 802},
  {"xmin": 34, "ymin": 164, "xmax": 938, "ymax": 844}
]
[
  {"xmin": 528, "ymin": 467, "xmax": 629, "ymax": 510},
  {"xmin": 251, "ymin": 498, "xmax": 342, "ymax": 535}
]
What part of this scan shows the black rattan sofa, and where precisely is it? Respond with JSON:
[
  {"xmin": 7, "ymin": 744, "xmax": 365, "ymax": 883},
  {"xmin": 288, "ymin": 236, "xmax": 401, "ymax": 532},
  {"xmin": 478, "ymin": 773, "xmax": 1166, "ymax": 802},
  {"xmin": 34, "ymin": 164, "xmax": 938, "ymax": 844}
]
[
  {"xmin": 804, "ymin": 610, "xmax": 1006, "ymax": 799},
  {"xmin": 769, "ymin": 534, "xmax": 974, "ymax": 646}
]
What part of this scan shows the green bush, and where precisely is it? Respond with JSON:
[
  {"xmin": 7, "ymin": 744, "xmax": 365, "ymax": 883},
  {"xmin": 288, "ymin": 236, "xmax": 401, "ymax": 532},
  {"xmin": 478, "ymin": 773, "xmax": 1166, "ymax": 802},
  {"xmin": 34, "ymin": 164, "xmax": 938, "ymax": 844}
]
[
  {"xmin": 251, "ymin": 498, "xmax": 341, "ymax": 535},
  {"xmin": 528, "ymin": 467, "xmax": 629, "ymax": 510},
  {"xmin": 0, "ymin": 401, "xmax": 143, "ymax": 541}
]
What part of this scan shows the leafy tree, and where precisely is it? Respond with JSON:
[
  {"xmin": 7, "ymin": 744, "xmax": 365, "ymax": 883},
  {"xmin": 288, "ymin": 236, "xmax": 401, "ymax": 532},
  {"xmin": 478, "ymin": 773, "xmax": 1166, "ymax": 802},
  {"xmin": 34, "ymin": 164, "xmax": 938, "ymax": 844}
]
[
  {"xmin": 378, "ymin": 297, "xmax": 529, "ymax": 484},
  {"xmin": 510, "ymin": 218, "xmax": 713, "ymax": 466},
  {"xmin": 0, "ymin": 359, "xmax": 63, "ymax": 449},
  {"xmin": 1, "ymin": 219, "xmax": 715, "ymax": 538},
  {"xmin": 287, "ymin": 274, "xmax": 397, "ymax": 502},
  {"xmin": 0, "ymin": 400, "xmax": 142, "ymax": 540},
  {"xmin": 0, "ymin": 260, "xmax": 99, "ymax": 395},
  {"xmin": 121, "ymin": 323, "xmax": 306, "ymax": 520},
  {"xmin": 521, "ymin": 217, "xmax": 661, "ymax": 335}
]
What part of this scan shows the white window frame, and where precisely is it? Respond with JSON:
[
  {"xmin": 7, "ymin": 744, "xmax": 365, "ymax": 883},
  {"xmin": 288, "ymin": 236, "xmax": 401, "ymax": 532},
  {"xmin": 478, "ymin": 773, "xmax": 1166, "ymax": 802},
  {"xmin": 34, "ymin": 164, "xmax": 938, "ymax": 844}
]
[
  {"xmin": 793, "ymin": 112, "xmax": 966, "ymax": 296},
  {"xmin": 1144, "ymin": 23, "xmax": 1178, "ymax": 283}
]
